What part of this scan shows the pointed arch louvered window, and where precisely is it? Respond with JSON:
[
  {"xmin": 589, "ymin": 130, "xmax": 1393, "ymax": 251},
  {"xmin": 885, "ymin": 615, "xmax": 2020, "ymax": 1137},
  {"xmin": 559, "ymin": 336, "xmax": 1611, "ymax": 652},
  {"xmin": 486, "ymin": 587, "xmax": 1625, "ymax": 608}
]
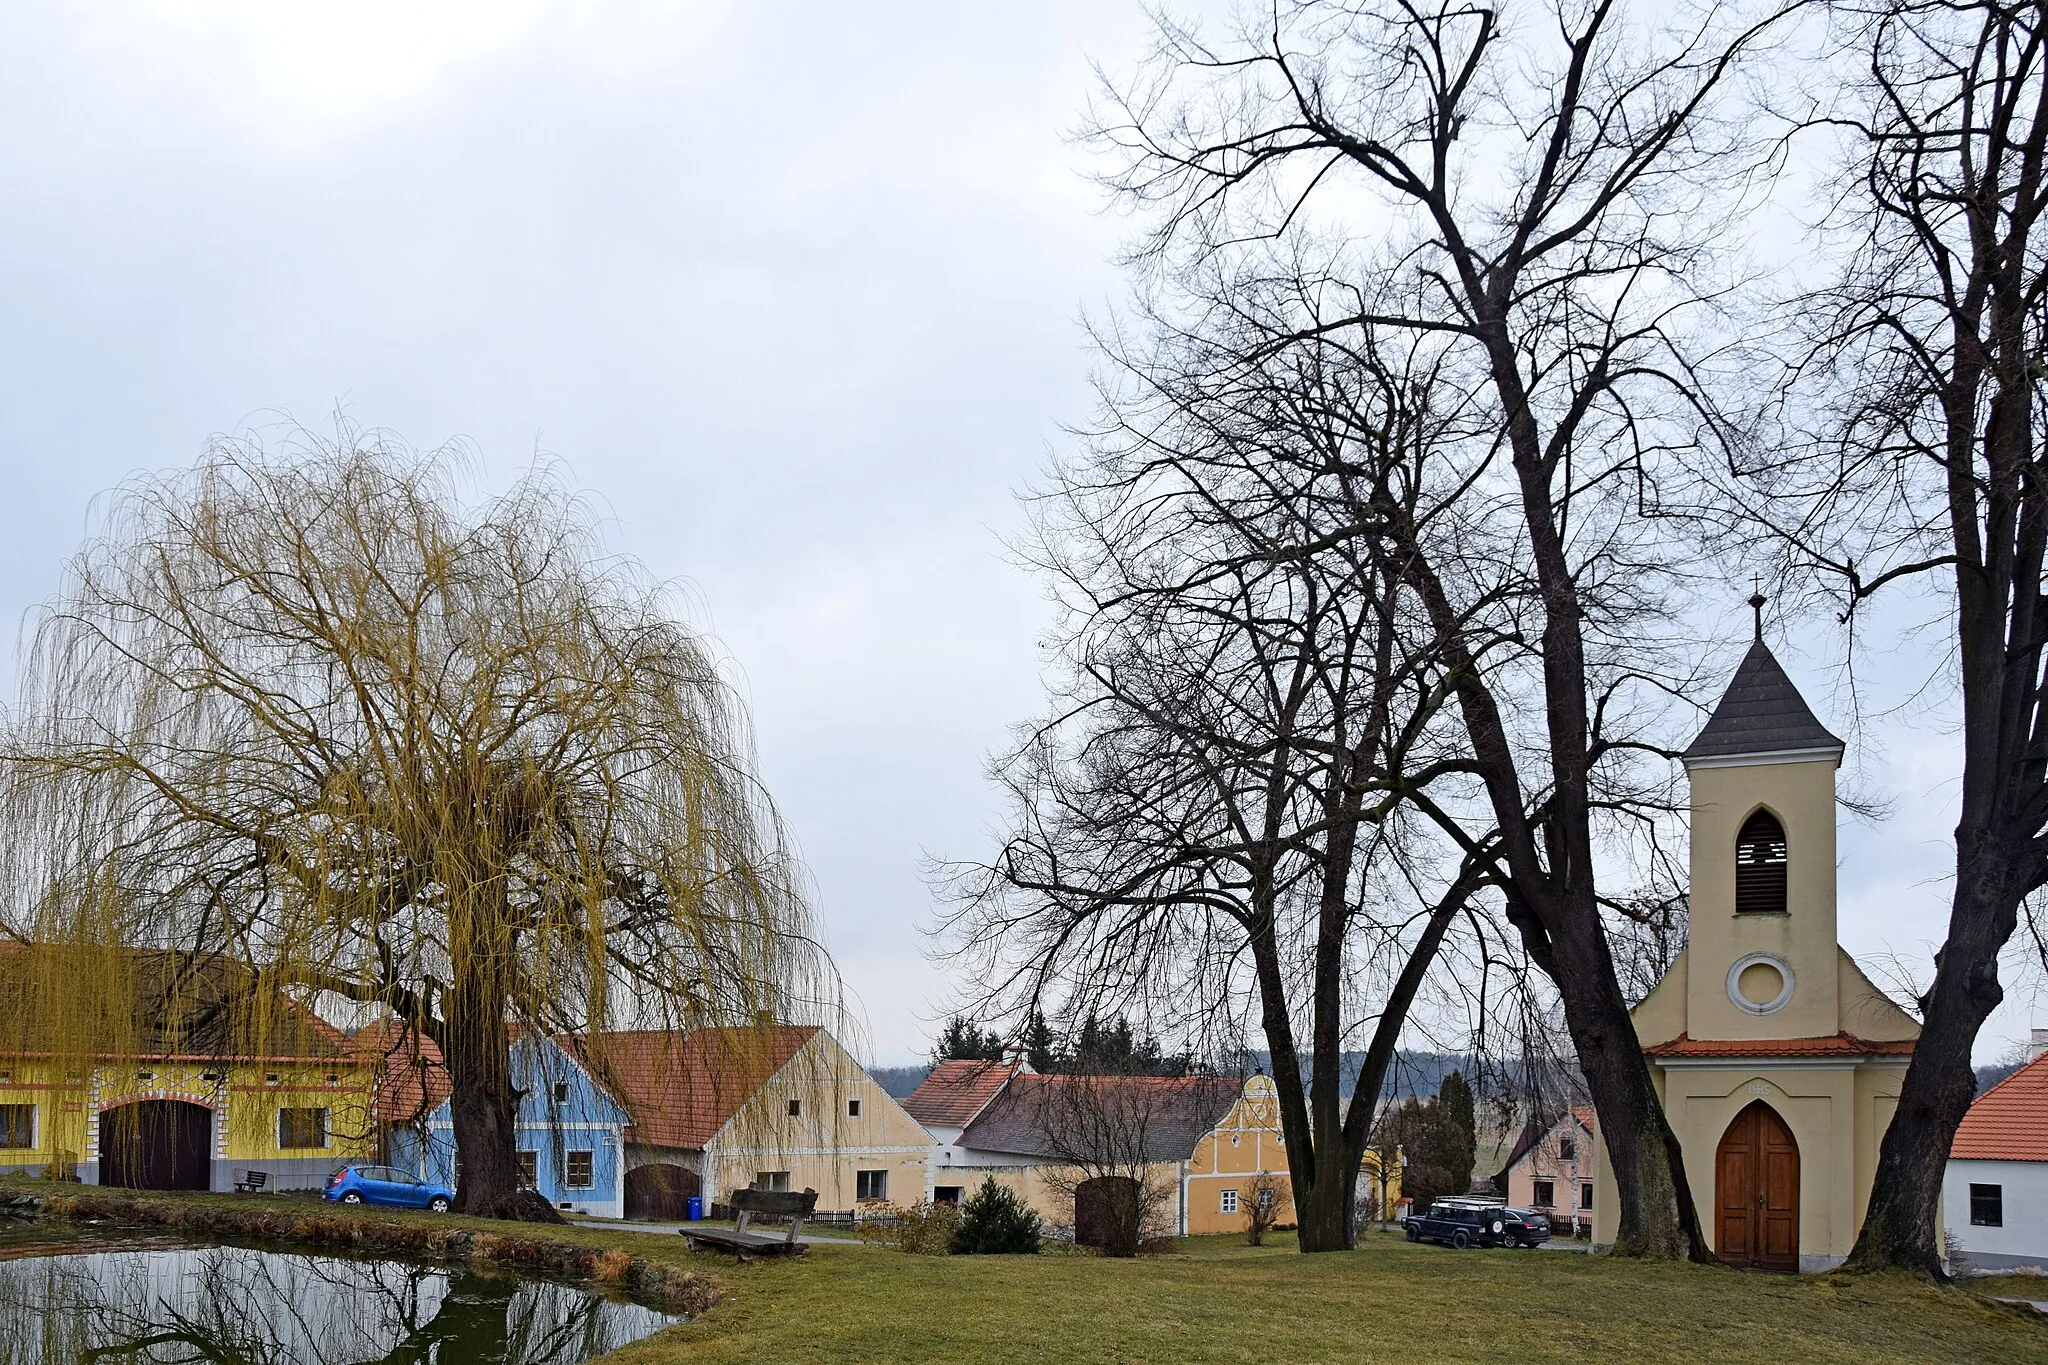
[{"xmin": 1735, "ymin": 810, "xmax": 1788, "ymax": 914}]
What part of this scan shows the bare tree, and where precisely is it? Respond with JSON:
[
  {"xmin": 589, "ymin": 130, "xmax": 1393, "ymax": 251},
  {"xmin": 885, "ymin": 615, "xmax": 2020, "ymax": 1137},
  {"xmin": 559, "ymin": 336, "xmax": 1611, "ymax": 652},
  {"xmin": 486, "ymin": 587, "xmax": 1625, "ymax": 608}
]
[
  {"xmin": 0, "ymin": 429, "xmax": 830, "ymax": 1219},
  {"xmin": 1734, "ymin": 0, "xmax": 2048, "ymax": 1275},
  {"xmin": 943, "ymin": 298, "xmax": 1502, "ymax": 1253},
  {"xmin": 1242, "ymin": 1170, "xmax": 1291, "ymax": 1245},
  {"xmin": 1079, "ymin": 0, "xmax": 1803, "ymax": 1258},
  {"xmin": 1029, "ymin": 1073, "xmax": 1230, "ymax": 1255}
]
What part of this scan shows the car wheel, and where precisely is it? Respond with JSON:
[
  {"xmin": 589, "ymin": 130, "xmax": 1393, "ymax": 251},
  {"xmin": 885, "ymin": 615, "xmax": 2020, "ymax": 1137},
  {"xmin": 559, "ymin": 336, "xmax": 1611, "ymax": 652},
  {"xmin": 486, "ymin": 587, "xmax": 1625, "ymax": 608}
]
[
  {"xmin": 429, "ymin": 1196, "xmax": 451, "ymax": 1213},
  {"xmin": 341, "ymin": 1192, "xmax": 363, "ymax": 1205},
  {"xmin": 1451, "ymin": 1229, "xmax": 1471, "ymax": 1250},
  {"xmin": 1405, "ymin": 1224, "xmax": 1420, "ymax": 1242}
]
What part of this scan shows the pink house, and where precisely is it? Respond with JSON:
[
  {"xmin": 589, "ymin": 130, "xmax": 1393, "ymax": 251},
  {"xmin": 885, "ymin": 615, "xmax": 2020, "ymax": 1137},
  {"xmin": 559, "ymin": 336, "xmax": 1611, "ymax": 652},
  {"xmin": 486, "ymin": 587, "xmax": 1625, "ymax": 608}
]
[{"xmin": 1500, "ymin": 1105, "xmax": 1597, "ymax": 1235}]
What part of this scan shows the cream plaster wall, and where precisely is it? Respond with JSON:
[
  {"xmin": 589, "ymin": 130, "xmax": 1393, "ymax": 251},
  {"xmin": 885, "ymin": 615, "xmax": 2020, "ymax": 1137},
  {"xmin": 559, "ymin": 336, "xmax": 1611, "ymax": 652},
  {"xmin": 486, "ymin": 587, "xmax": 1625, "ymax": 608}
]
[
  {"xmin": 1684, "ymin": 755, "xmax": 1841, "ymax": 1042},
  {"xmin": 1591, "ymin": 1060, "xmax": 1909, "ymax": 1268},
  {"xmin": 700, "ymin": 1031, "xmax": 934, "ymax": 1213}
]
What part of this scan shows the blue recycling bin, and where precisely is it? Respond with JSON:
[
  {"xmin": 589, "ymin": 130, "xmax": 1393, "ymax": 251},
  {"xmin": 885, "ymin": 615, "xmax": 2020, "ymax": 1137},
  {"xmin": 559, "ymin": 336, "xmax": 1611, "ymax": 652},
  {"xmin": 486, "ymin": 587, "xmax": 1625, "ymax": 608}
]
[{"xmin": 685, "ymin": 1195, "xmax": 703, "ymax": 1222}]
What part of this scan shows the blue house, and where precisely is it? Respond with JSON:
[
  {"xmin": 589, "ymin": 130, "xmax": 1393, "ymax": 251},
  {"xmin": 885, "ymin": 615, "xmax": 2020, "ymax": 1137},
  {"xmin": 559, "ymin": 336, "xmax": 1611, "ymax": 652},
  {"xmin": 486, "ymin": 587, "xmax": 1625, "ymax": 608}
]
[{"xmin": 388, "ymin": 1032, "xmax": 629, "ymax": 1219}]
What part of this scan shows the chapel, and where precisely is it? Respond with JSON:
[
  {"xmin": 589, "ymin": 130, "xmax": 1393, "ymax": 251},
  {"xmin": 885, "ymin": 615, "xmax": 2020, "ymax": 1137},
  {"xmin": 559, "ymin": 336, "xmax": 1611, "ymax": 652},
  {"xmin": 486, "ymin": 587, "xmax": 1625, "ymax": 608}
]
[{"xmin": 1591, "ymin": 613, "xmax": 1920, "ymax": 1271}]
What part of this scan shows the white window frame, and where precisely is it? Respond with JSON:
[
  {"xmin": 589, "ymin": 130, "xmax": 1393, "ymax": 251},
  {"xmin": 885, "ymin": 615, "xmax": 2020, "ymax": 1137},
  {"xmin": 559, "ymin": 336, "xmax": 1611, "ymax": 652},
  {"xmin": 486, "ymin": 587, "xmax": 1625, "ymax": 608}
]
[{"xmin": 1220, "ymin": 1188, "xmax": 1239, "ymax": 1215}]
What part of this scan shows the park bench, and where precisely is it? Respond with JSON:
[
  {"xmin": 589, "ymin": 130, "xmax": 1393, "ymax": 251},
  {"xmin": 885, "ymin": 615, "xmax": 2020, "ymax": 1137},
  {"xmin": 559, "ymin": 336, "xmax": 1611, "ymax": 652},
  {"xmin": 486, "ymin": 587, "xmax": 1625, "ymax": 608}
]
[
  {"xmin": 681, "ymin": 1187, "xmax": 817, "ymax": 1260},
  {"xmin": 233, "ymin": 1170, "xmax": 268, "ymax": 1194}
]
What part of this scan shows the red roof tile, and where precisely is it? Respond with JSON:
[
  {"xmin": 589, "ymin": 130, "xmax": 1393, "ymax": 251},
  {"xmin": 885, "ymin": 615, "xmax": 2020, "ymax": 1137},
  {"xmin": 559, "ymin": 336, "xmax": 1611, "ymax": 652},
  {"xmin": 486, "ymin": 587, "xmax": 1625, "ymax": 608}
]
[
  {"xmin": 578, "ymin": 1026, "xmax": 817, "ymax": 1151},
  {"xmin": 1954, "ymin": 1051, "xmax": 2048, "ymax": 1162},
  {"xmin": 902, "ymin": 1059, "xmax": 1021, "ymax": 1129},
  {"xmin": 1643, "ymin": 1032, "xmax": 1915, "ymax": 1060},
  {"xmin": 352, "ymin": 1023, "xmax": 448, "ymax": 1124}
]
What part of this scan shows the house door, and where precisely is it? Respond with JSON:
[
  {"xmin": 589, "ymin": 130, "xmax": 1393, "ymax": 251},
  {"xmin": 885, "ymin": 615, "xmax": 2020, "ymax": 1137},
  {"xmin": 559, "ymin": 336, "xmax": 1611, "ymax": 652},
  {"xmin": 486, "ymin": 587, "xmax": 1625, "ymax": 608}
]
[
  {"xmin": 100, "ymin": 1100, "xmax": 213, "ymax": 1191},
  {"xmin": 624, "ymin": 1163, "xmax": 700, "ymax": 1220},
  {"xmin": 1715, "ymin": 1101, "xmax": 1799, "ymax": 1271},
  {"xmin": 1074, "ymin": 1175, "xmax": 1142, "ymax": 1255}
]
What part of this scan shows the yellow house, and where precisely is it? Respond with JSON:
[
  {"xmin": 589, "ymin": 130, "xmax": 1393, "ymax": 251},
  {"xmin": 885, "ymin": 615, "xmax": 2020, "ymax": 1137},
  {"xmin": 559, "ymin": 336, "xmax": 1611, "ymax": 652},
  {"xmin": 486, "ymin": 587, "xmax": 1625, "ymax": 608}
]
[
  {"xmin": 0, "ymin": 951, "xmax": 376, "ymax": 1191},
  {"xmin": 1593, "ymin": 628, "xmax": 1919, "ymax": 1271},
  {"xmin": 584, "ymin": 1025, "xmax": 932, "ymax": 1218},
  {"xmin": 906, "ymin": 1066, "xmax": 1399, "ymax": 1239}
]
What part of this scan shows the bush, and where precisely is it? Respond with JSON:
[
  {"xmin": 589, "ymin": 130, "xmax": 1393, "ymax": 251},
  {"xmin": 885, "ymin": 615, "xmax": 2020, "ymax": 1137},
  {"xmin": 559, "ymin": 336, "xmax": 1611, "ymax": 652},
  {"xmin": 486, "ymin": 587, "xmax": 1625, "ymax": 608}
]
[
  {"xmin": 854, "ymin": 1201, "xmax": 959, "ymax": 1256},
  {"xmin": 950, "ymin": 1176, "xmax": 1042, "ymax": 1255}
]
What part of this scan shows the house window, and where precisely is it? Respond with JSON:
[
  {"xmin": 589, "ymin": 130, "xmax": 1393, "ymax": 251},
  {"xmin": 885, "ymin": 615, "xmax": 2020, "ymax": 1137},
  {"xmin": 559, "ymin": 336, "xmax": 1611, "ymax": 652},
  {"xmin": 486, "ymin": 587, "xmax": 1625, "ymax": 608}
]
[
  {"xmin": 1256, "ymin": 1186, "xmax": 1277, "ymax": 1213},
  {"xmin": 1559, "ymin": 1138, "xmax": 1576, "ymax": 1162},
  {"xmin": 856, "ymin": 1169, "xmax": 888, "ymax": 1201},
  {"xmin": 276, "ymin": 1108, "xmax": 328, "ymax": 1149},
  {"xmin": 564, "ymin": 1150, "xmax": 594, "ymax": 1189},
  {"xmin": 517, "ymin": 1150, "xmax": 538, "ymax": 1189},
  {"xmin": 552, "ymin": 1083, "xmax": 570, "ymax": 1104},
  {"xmin": 787, "ymin": 1098, "xmax": 801, "ymax": 1118},
  {"xmin": 754, "ymin": 1171, "xmax": 791, "ymax": 1192},
  {"xmin": 1532, "ymin": 1179, "xmax": 1555, "ymax": 1208},
  {"xmin": 1970, "ymin": 1183, "xmax": 2003, "ymax": 1227},
  {"xmin": 1735, "ymin": 810, "xmax": 1789, "ymax": 914},
  {"xmin": 848, "ymin": 1099, "xmax": 861, "ymax": 1118},
  {"xmin": 0, "ymin": 1105, "xmax": 33, "ymax": 1148},
  {"xmin": 1580, "ymin": 1183, "xmax": 1594, "ymax": 1210},
  {"xmin": 934, "ymin": 1186, "xmax": 963, "ymax": 1205},
  {"xmin": 1220, "ymin": 1188, "xmax": 1240, "ymax": 1214}
]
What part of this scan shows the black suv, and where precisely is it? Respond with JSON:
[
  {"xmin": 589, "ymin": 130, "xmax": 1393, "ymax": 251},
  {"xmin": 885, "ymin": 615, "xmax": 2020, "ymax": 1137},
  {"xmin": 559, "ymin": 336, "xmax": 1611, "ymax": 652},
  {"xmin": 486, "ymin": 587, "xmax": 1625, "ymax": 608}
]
[
  {"xmin": 1500, "ymin": 1208, "xmax": 1551, "ymax": 1247},
  {"xmin": 1405, "ymin": 1198, "xmax": 1513, "ymax": 1249}
]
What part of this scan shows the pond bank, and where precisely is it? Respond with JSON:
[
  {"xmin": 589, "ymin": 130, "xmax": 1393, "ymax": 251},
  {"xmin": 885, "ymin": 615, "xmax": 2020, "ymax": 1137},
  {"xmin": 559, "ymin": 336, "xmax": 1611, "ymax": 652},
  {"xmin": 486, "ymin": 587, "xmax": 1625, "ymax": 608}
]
[{"xmin": 0, "ymin": 1187, "xmax": 721, "ymax": 1318}]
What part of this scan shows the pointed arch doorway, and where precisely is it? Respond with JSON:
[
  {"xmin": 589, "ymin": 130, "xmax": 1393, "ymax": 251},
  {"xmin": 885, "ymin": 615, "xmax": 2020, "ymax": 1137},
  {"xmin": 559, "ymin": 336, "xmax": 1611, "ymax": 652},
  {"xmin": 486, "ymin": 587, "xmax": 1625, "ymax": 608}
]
[{"xmin": 1715, "ymin": 1100, "xmax": 1799, "ymax": 1271}]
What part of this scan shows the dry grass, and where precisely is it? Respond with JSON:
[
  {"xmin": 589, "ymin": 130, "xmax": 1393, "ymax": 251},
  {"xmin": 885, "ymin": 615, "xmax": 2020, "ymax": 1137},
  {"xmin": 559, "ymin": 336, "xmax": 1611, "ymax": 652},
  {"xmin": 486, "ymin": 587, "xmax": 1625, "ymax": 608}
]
[{"xmin": 12, "ymin": 1184, "xmax": 2046, "ymax": 1364}]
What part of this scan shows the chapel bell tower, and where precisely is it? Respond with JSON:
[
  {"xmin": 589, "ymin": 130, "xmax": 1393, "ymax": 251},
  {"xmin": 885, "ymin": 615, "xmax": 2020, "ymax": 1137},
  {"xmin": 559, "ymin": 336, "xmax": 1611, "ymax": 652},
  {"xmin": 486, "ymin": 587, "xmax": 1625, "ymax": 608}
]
[{"xmin": 1592, "ymin": 599, "xmax": 1919, "ymax": 1271}]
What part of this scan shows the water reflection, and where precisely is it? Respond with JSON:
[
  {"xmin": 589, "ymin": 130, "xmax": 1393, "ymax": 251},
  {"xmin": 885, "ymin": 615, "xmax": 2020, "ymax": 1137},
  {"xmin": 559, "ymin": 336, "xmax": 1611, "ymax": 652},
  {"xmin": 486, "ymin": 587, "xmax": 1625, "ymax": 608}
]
[{"xmin": 0, "ymin": 1238, "xmax": 678, "ymax": 1364}]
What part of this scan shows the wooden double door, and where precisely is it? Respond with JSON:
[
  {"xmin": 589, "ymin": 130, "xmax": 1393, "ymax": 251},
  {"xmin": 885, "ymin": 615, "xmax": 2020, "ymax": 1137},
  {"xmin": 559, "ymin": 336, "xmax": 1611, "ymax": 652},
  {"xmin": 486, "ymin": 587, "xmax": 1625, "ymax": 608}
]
[
  {"xmin": 100, "ymin": 1100, "xmax": 213, "ymax": 1192},
  {"xmin": 1715, "ymin": 1101, "xmax": 1799, "ymax": 1271}
]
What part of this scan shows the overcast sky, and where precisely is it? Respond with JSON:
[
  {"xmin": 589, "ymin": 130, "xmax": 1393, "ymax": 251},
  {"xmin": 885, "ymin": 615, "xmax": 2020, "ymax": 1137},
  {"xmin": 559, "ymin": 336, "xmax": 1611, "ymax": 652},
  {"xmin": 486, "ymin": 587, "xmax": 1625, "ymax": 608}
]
[{"xmin": 0, "ymin": 2, "xmax": 2032, "ymax": 1066}]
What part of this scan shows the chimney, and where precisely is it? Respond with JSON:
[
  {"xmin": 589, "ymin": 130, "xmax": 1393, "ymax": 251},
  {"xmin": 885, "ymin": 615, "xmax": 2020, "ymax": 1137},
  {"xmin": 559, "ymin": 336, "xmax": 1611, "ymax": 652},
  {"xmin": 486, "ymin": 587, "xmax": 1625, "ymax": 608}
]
[{"xmin": 2028, "ymin": 1028, "xmax": 2048, "ymax": 1063}]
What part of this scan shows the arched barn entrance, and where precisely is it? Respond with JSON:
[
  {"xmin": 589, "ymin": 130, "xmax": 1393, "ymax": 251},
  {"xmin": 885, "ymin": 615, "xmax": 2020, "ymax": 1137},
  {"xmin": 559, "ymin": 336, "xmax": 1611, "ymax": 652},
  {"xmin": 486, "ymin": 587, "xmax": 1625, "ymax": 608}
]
[
  {"xmin": 1074, "ymin": 1175, "xmax": 1142, "ymax": 1255},
  {"xmin": 1715, "ymin": 1100, "xmax": 1799, "ymax": 1271},
  {"xmin": 624, "ymin": 1163, "xmax": 700, "ymax": 1220},
  {"xmin": 100, "ymin": 1100, "xmax": 212, "ymax": 1192}
]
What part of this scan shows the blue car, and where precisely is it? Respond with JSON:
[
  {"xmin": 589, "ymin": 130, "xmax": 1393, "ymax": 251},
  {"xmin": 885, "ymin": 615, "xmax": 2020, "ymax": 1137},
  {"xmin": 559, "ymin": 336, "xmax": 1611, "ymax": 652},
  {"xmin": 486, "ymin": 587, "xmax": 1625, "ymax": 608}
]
[{"xmin": 324, "ymin": 1163, "xmax": 454, "ymax": 1212}]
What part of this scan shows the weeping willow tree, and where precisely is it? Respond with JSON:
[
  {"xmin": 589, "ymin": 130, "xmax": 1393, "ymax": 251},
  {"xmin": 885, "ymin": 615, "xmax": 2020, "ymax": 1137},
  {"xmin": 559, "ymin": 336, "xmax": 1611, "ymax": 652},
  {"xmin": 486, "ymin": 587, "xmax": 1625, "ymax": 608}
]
[{"xmin": 0, "ymin": 429, "xmax": 831, "ymax": 1219}]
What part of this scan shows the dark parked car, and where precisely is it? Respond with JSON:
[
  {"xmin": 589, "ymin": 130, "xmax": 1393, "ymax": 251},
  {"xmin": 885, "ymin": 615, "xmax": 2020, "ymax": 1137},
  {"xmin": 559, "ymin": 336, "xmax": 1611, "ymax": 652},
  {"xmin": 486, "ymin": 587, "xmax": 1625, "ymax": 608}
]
[
  {"xmin": 324, "ymin": 1164, "xmax": 454, "ymax": 1212},
  {"xmin": 1405, "ymin": 1198, "xmax": 1513, "ymax": 1249},
  {"xmin": 1501, "ymin": 1207, "xmax": 1551, "ymax": 1247}
]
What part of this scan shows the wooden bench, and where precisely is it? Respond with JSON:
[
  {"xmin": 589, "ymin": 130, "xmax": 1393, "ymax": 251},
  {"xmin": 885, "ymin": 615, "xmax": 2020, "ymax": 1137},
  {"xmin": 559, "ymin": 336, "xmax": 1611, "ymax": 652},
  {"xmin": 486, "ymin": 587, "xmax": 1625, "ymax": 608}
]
[
  {"xmin": 681, "ymin": 1187, "xmax": 817, "ymax": 1259},
  {"xmin": 233, "ymin": 1170, "xmax": 268, "ymax": 1194}
]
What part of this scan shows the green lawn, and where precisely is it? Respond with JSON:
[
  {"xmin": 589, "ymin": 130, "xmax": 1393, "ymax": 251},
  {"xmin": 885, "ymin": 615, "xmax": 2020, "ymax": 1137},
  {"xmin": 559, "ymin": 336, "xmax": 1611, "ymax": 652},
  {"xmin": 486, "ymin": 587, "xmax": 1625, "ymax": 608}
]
[
  {"xmin": 12, "ymin": 1186, "xmax": 2045, "ymax": 1364},
  {"xmin": 605, "ymin": 1228, "xmax": 2047, "ymax": 1365}
]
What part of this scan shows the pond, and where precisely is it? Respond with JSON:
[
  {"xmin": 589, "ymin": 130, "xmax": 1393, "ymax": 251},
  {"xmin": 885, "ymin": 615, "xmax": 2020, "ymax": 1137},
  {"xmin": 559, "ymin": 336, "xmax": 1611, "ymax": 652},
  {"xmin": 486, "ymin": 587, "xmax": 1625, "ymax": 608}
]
[{"xmin": 0, "ymin": 1222, "xmax": 681, "ymax": 1363}]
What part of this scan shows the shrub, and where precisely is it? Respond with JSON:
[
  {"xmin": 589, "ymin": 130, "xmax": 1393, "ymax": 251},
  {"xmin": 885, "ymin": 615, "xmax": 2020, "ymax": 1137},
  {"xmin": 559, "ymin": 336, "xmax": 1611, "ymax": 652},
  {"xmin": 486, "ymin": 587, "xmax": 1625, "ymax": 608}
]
[
  {"xmin": 950, "ymin": 1176, "xmax": 1041, "ymax": 1255},
  {"xmin": 855, "ymin": 1200, "xmax": 959, "ymax": 1255}
]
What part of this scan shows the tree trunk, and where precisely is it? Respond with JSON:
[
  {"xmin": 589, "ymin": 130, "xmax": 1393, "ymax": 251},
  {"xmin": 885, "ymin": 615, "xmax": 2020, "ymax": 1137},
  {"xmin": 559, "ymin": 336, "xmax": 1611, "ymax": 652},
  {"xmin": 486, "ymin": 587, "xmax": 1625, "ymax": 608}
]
[
  {"xmin": 443, "ymin": 910, "xmax": 564, "ymax": 1225},
  {"xmin": 1542, "ymin": 894, "xmax": 1707, "ymax": 1260},
  {"xmin": 1847, "ymin": 848, "xmax": 2021, "ymax": 1274},
  {"xmin": 1293, "ymin": 1136, "xmax": 1363, "ymax": 1252}
]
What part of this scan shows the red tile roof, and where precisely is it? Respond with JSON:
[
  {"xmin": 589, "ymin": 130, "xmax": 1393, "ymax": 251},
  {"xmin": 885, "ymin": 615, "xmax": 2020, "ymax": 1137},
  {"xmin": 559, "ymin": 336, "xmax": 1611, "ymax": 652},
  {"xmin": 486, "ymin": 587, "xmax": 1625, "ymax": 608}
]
[
  {"xmin": 352, "ymin": 1023, "xmax": 448, "ymax": 1124},
  {"xmin": 902, "ymin": 1059, "xmax": 1021, "ymax": 1129},
  {"xmin": 1953, "ymin": 1051, "xmax": 2048, "ymax": 1162},
  {"xmin": 1643, "ymin": 1032, "xmax": 1915, "ymax": 1060},
  {"xmin": 577, "ymin": 1026, "xmax": 818, "ymax": 1151}
]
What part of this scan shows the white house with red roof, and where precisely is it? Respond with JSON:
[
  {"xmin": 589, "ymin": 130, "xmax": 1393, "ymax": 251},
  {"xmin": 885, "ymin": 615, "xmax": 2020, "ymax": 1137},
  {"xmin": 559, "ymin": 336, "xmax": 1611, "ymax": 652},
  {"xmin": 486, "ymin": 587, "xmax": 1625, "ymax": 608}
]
[
  {"xmin": 1498, "ymin": 1106, "xmax": 1598, "ymax": 1235},
  {"xmin": 900, "ymin": 1058, "xmax": 1026, "ymax": 1203},
  {"xmin": 1946, "ymin": 1031, "xmax": 2048, "ymax": 1272}
]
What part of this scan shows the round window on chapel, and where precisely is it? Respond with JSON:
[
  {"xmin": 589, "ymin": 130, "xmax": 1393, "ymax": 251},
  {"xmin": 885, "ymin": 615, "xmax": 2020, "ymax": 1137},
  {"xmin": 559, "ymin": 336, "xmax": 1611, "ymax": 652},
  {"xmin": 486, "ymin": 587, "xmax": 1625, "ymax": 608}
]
[{"xmin": 1734, "ymin": 810, "xmax": 1788, "ymax": 914}]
